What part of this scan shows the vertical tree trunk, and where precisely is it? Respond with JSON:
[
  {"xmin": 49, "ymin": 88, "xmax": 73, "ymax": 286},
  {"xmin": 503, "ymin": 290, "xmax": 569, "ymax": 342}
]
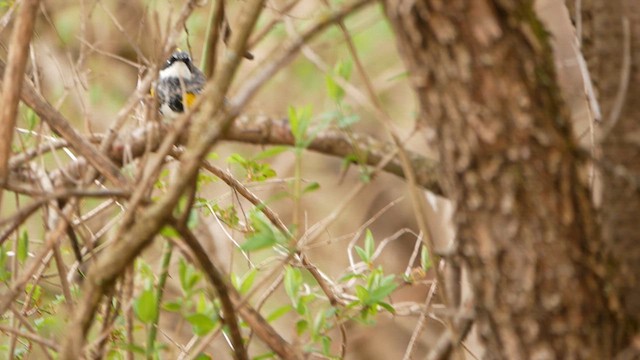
[
  {"xmin": 578, "ymin": 0, "xmax": 640, "ymax": 326},
  {"xmin": 383, "ymin": 0, "xmax": 627, "ymax": 357}
]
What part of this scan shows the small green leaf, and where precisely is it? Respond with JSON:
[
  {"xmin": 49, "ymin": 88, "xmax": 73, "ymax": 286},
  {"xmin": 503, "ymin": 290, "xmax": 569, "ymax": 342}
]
[
  {"xmin": 355, "ymin": 285, "xmax": 368, "ymax": 303},
  {"xmin": 29, "ymin": 284, "xmax": 42, "ymax": 302},
  {"xmin": 266, "ymin": 304, "xmax": 293, "ymax": 322},
  {"xmin": 364, "ymin": 229, "xmax": 374, "ymax": 259},
  {"xmin": 242, "ymin": 213, "xmax": 282, "ymax": 251},
  {"xmin": 227, "ymin": 153, "xmax": 248, "ymax": 166},
  {"xmin": 335, "ymin": 59, "xmax": 353, "ymax": 80},
  {"xmin": 162, "ymin": 301, "xmax": 182, "ymax": 312},
  {"xmin": 178, "ymin": 259, "xmax": 202, "ymax": 294},
  {"xmin": 421, "ymin": 245, "xmax": 432, "ymax": 271},
  {"xmin": 253, "ymin": 146, "xmax": 290, "ymax": 161},
  {"xmin": 186, "ymin": 313, "xmax": 217, "ymax": 336},
  {"xmin": 321, "ymin": 335, "xmax": 332, "ymax": 356},
  {"xmin": 253, "ymin": 352, "xmax": 277, "ymax": 360},
  {"xmin": 134, "ymin": 289, "xmax": 158, "ymax": 323},
  {"xmin": 302, "ymin": 182, "xmax": 320, "ymax": 194},
  {"xmin": 160, "ymin": 226, "xmax": 179, "ymax": 238},
  {"xmin": 378, "ymin": 301, "xmax": 396, "ymax": 314},
  {"xmin": 187, "ymin": 210, "xmax": 199, "ymax": 229},
  {"xmin": 193, "ymin": 354, "xmax": 212, "ymax": 360},
  {"xmin": 284, "ymin": 266, "xmax": 302, "ymax": 303},
  {"xmin": 367, "ymin": 282, "xmax": 397, "ymax": 305},
  {"xmin": 288, "ymin": 105, "xmax": 313, "ymax": 148},
  {"xmin": 325, "ymin": 75, "xmax": 344, "ymax": 102},
  {"xmin": 296, "ymin": 319, "xmax": 308, "ymax": 335},
  {"xmin": 355, "ymin": 246, "xmax": 368, "ymax": 263},
  {"xmin": 17, "ymin": 230, "xmax": 28, "ymax": 263},
  {"xmin": 238, "ymin": 268, "xmax": 258, "ymax": 295},
  {"xmin": 196, "ymin": 293, "xmax": 211, "ymax": 314},
  {"xmin": 115, "ymin": 342, "xmax": 146, "ymax": 354}
]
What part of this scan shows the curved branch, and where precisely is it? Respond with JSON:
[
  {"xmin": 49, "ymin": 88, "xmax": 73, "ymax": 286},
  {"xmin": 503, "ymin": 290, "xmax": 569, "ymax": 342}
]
[
  {"xmin": 14, "ymin": 116, "xmax": 442, "ymax": 195},
  {"xmin": 0, "ymin": 0, "xmax": 41, "ymax": 201}
]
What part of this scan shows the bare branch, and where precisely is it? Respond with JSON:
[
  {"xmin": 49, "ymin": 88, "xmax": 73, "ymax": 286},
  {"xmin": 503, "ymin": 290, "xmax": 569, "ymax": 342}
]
[{"xmin": 0, "ymin": 0, "xmax": 41, "ymax": 203}]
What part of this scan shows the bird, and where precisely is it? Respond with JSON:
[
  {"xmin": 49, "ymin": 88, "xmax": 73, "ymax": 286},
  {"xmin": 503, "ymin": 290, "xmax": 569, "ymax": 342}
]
[{"xmin": 153, "ymin": 50, "xmax": 206, "ymax": 120}]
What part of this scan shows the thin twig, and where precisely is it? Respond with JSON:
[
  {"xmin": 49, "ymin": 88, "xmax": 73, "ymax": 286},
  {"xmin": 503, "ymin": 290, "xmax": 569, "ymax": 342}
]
[
  {"xmin": 403, "ymin": 281, "xmax": 438, "ymax": 360},
  {"xmin": 0, "ymin": 324, "xmax": 59, "ymax": 351}
]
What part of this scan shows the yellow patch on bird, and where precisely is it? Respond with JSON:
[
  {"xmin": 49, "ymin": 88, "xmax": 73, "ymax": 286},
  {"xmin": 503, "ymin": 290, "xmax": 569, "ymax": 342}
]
[
  {"xmin": 184, "ymin": 92, "xmax": 197, "ymax": 108},
  {"xmin": 150, "ymin": 87, "xmax": 155, "ymax": 97}
]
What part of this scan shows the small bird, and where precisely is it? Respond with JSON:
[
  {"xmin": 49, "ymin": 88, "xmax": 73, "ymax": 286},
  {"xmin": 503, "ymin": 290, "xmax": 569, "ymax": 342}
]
[{"xmin": 154, "ymin": 50, "xmax": 206, "ymax": 119}]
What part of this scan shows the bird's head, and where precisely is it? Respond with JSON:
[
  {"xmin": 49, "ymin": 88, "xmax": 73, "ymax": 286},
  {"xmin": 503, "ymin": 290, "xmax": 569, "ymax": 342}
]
[{"xmin": 160, "ymin": 50, "xmax": 195, "ymax": 79}]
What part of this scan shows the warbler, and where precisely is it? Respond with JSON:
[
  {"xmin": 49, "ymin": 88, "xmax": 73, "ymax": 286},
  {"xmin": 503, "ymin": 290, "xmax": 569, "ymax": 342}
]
[{"xmin": 154, "ymin": 50, "xmax": 206, "ymax": 119}]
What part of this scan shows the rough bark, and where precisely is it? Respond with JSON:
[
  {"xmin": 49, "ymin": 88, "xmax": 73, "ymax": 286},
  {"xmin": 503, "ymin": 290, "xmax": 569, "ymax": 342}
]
[
  {"xmin": 383, "ymin": 0, "xmax": 624, "ymax": 358},
  {"xmin": 579, "ymin": 0, "xmax": 640, "ymax": 327}
]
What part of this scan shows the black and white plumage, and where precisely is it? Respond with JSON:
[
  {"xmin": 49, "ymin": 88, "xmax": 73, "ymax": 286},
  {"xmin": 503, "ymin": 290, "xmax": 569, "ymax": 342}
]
[{"xmin": 154, "ymin": 51, "xmax": 206, "ymax": 119}]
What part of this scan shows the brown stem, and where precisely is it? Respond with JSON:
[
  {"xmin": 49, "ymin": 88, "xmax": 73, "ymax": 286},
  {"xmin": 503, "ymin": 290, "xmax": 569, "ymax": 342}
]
[{"xmin": 0, "ymin": 0, "xmax": 41, "ymax": 205}]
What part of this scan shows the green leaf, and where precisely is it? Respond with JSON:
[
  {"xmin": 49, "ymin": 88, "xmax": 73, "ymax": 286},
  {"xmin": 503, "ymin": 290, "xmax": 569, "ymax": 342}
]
[
  {"xmin": 288, "ymin": 105, "xmax": 313, "ymax": 148},
  {"xmin": 178, "ymin": 259, "xmax": 202, "ymax": 294},
  {"xmin": 296, "ymin": 319, "xmax": 308, "ymax": 335},
  {"xmin": 321, "ymin": 335, "xmax": 332, "ymax": 356},
  {"xmin": 253, "ymin": 146, "xmax": 290, "ymax": 161},
  {"xmin": 335, "ymin": 59, "xmax": 353, "ymax": 80},
  {"xmin": 162, "ymin": 301, "xmax": 182, "ymax": 312},
  {"xmin": 312, "ymin": 311, "xmax": 326, "ymax": 335},
  {"xmin": 355, "ymin": 246, "xmax": 368, "ymax": 263},
  {"xmin": 227, "ymin": 153, "xmax": 248, "ymax": 166},
  {"xmin": 187, "ymin": 210, "xmax": 199, "ymax": 229},
  {"xmin": 266, "ymin": 304, "xmax": 293, "ymax": 322},
  {"xmin": 17, "ymin": 230, "xmax": 28, "ymax": 263},
  {"xmin": 378, "ymin": 301, "xmax": 396, "ymax": 314},
  {"xmin": 284, "ymin": 266, "xmax": 302, "ymax": 303},
  {"xmin": 355, "ymin": 285, "xmax": 368, "ymax": 303},
  {"xmin": 186, "ymin": 313, "xmax": 217, "ymax": 336},
  {"xmin": 238, "ymin": 268, "xmax": 258, "ymax": 295},
  {"xmin": 196, "ymin": 293, "xmax": 211, "ymax": 314},
  {"xmin": 364, "ymin": 229, "xmax": 374, "ymax": 259},
  {"xmin": 242, "ymin": 213, "xmax": 281, "ymax": 251},
  {"xmin": 26, "ymin": 284, "xmax": 42, "ymax": 303},
  {"xmin": 366, "ymin": 282, "xmax": 397, "ymax": 305},
  {"xmin": 325, "ymin": 75, "xmax": 344, "ymax": 102},
  {"xmin": 160, "ymin": 225, "xmax": 179, "ymax": 238},
  {"xmin": 193, "ymin": 354, "xmax": 212, "ymax": 360},
  {"xmin": 421, "ymin": 245, "xmax": 432, "ymax": 271},
  {"xmin": 253, "ymin": 352, "xmax": 277, "ymax": 360},
  {"xmin": 302, "ymin": 182, "xmax": 320, "ymax": 194},
  {"xmin": 134, "ymin": 289, "xmax": 158, "ymax": 323},
  {"xmin": 115, "ymin": 342, "xmax": 146, "ymax": 355}
]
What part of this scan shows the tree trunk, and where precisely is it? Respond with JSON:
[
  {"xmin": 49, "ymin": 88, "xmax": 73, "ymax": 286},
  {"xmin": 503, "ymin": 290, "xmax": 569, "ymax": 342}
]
[
  {"xmin": 578, "ymin": 0, "xmax": 640, "ymax": 328},
  {"xmin": 383, "ymin": 1, "xmax": 627, "ymax": 358}
]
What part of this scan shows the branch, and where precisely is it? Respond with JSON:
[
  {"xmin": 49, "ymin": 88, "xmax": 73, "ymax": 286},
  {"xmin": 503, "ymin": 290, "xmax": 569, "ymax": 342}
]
[
  {"xmin": 17, "ymin": 116, "xmax": 442, "ymax": 195},
  {"xmin": 0, "ymin": 0, "xmax": 41, "ymax": 203}
]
